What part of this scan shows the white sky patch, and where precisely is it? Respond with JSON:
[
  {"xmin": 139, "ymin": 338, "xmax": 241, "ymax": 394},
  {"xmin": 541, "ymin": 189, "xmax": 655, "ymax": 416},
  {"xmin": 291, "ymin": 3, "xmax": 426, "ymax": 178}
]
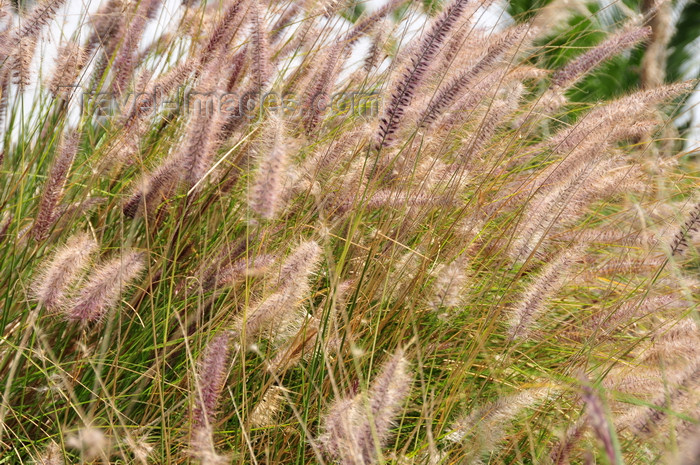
[
  {"xmin": 5, "ymin": 0, "xmax": 185, "ymax": 140},
  {"xmin": 674, "ymin": 35, "xmax": 700, "ymax": 153}
]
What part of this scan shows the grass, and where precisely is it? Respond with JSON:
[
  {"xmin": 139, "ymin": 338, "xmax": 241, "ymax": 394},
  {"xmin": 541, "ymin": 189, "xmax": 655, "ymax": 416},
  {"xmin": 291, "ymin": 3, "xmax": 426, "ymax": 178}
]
[{"xmin": 0, "ymin": 0, "xmax": 699, "ymax": 463}]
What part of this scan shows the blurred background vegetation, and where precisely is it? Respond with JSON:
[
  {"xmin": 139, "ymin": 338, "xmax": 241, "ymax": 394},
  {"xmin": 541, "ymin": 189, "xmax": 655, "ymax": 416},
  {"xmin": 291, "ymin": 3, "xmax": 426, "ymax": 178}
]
[{"xmin": 507, "ymin": 0, "xmax": 700, "ymax": 152}]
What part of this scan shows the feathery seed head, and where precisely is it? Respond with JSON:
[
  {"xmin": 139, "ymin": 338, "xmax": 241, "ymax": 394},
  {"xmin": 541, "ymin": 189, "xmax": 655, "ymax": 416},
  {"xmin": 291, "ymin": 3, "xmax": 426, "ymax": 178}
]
[
  {"xmin": 48, "ymin": 42, "xmax": 88, "ymax": 98},
  {"xmin": 320, "ymin": 349, "xmax": 412, "ymax": 465},
  {"xmin": 15, "ymin": 0, "xmax": 66, "ymax": 39},
  {"xmin": 192, "ymin": 331, "xmax": 233, "ymax": 430},
  {"xmin": 66, "ymin": 251, "xmax": 145, "ymax": 323},
  {"xmin": 11, "ymin": 36, "xmax": 37, "ymax": 90},
  {"xmin": 188, "ymin": 333, "xmax": 234, "ymax": 463},
  {"xmin": 123, "ymin": 155, "xmax": 182, "ymax": 218},
  {"xmin": 123, "ymin": 434, "xmax": 154, "ymax": 465},
  {"xmin": 375, "ymin": 0, "xmax": 473, "ymax": 150},
  {"xmin": 277, "ymin": 240, "xmax": 322, "ymax": 287},
  {"xmin": 302, "ymin": 41, "xmax": 343, "ymax": 135},
  {"xmin": 344, "ymin": 0, "xmax": 408, "ymax": 46},
  {"xmin": 551, "ymin": 26, "xmax": 651, "ymax": 90},
  {"xmin": 32, "ymin": 232, "xmax": 96, "ymax": 312},
  {"xmin": 249, "ymin": 116, "xmax": 290, "ymax": 219},
  {"xmin": 419, "ymin": 23, "xmax": 529, "ymax": 128},
  {"xmin": 65, "ymin": 427, "xmax": 111, "ymax": 461},
  {"xmin": 250, "ymin": 0, "xmax": 271, "ymax": 91},
  {"xmin": 580, "ymin": 379, "xmax": 618, "ymax": 465},
  {"xmin": 211, "ymin": 254, "xmax": 276, "ymax": 290},
  {"xmin": 669, "ymin": 201, "xmax": 700, "ymax": 257},
  {"xmin": 507, "ymin": 247, "xmax": 580, "ymax": 340},
  {"xmin": 0, "ymin": 213, "xmax": 12, "ymax": 242},
  {"xmin": 240, "ymin": 241, "xmax": 322, "ymax": 343},
  {"xmin": 32, "ymin": 129, "xmax": 80, "ymax": 241},
  {"xmin": 430, "ymin": 259, "xmax": 468, "ymax": 311},
  {"xmin": 201, "ymin": 0, "xmax": 250, "ymax": 61},
  {"xmin": 188, "ymin": 425, "xmax": 230, "ymax": 465},
  {"xmin": 250, "ymin": 385, "xmax": 287, "ymax": 427},
  {"xmin": 35, "ymin": 440, "xmax": 63, "ymax": 465},
  {"xmin": 447, "ymin": 387, "xmax": 554, "ymax": 447}
]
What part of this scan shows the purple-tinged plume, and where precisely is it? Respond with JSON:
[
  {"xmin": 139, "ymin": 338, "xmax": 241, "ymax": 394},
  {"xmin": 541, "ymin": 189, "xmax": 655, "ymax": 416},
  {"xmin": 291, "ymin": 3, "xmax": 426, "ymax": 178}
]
[
  {"xmin": 249, "ymin": 116, "xmax": 289, "ymax": 220},
  {"xmin": 419, "ymin": 24, "xmax": 528, "ymax": 128},
  {"xmin": 375, "ymin": 0, "xmax": 472, "ymax": 150},
  {"xmin": 250, "ymin": 0, "xmax": 271, "ymax": 92},
  {"xmin": 48, "ymin": 42, "xmax": 88, "ymax": 98},
  {"xmin": 190, "ymin": 331, "xmax": 233, "ymax": 464},
  {"xmin": 669, "ymin": 201, "xmax": 700, "ymax": 257},
  {"xmin": 192, "ymin": 331, "xmax": 233, "ymax": 430},
  {"xmin": 507, "ymin": 248, "xmax": 580, "ymax": 340},
  {"xmin": 201, "ymin": 0, "xmax": 250, "ymax": 63},
  {"xmin": 67, "ymin": 251, "xmax": 145, "ymax": 323},
  {"xmin": 580, "ymin": 379, "xmax": 619, "ymax": 465},
  {"xmin": 31, "ymin": 232, "xmax": 96, "ymax": 312},
  {"xmin": 320, "ymin": 349, "xmax": 412, "ymax": 465},
  {"xmin": 343, "ymin": 0, "xmax": 409, "ymax": 46},
  {"xmin": 551, "ymin": 26, "xmax": 651, "ymax": 90},
  {"xmin": 302, "ymin": 41, "xmax": 344, "ymax": 135},
  {"xmin": 32, "ymin": 130, "xmax": 79, "ymax": 241}
]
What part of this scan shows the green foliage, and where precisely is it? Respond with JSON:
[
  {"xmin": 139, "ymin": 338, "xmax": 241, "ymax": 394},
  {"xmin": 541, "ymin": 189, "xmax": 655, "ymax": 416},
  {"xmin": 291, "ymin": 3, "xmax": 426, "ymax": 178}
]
[
  {"xmin": 508, "ymin": 0, "xmax": 554, "ymax": 20},
  {"xmin": 667, "ymin": 0, "xmax": 700, "ymax": 82}
]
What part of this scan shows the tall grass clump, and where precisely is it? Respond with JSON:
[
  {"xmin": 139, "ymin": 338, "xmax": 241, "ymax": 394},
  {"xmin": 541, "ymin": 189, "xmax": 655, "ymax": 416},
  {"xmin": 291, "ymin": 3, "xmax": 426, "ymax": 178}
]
[{"xmin": 0, "ymin": 0, "xmax": 698, "ymax": 462}]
